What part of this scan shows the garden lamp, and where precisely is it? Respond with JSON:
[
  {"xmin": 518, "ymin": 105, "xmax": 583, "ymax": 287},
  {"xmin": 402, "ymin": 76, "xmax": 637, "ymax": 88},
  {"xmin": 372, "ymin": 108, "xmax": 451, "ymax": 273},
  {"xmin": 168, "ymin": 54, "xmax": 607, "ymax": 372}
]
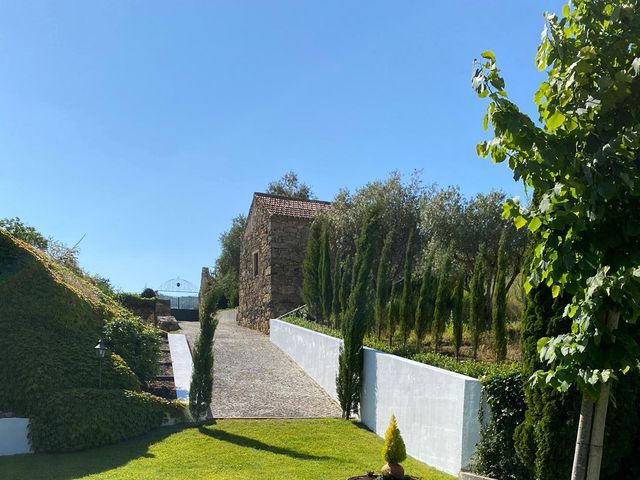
[{"xmin": 95, "ymin": 338, "xmax": 107, "ymax": 388}]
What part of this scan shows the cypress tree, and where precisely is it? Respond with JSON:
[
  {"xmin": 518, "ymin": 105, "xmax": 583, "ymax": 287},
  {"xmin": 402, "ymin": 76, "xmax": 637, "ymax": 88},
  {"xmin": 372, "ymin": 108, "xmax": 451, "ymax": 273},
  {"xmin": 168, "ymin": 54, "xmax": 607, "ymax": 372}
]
[
  {"xmin": 432, "ymin": 250, "xmax": 451, "ymax": 353},
  {"xmin": 336, "ymin": 207, "xmax": 381, "ymax": 419},
  {"xmin": 388, "ymin": 281, "xmax": 398, "ymax": 348},
  {"xmin": 399, "ymin": 231, "xmax": 414, "ymax": 345},
  {"xmin": 330, "ymin": 256, "xmax": 342, "ymax": 327},
  {"xmin": 303, "ymin": 219, "xmax": 323, "ymax": 320},
  {"xmin": 452, "ymin": 275, "xmax": 464, "ymax": 359},
  {"xmin": 189, "ymin": 288, "xmax": 220, "ymax": 420},
  {"xmin": 375, "ymin": 231, "xmax": 394, "ymax": 340},
  {"xmin": 492, "ymin": 229, "xmax": 508, "ymax": 363},
  {"xmin": 319, "ymin": 224, "xmax": 333, "ymax": 323},
  {"xmin": 469, "ymin": 247, "xmax": 486, "ymax": 360},
  {"xmin": 339, "ymin": 255, "xmax": 353, "ymax": 317},
  {"xmin": 414, "ymin": 255, "xmax": 434, "ymax": 349}
]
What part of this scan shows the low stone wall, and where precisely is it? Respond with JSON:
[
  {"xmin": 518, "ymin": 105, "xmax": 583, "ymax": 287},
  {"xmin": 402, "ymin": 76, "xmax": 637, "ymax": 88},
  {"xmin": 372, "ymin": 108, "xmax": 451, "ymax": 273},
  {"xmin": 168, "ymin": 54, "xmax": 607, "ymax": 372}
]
[
  {"xmin": 0, "ymin": 417, "xmax": 31, "ymax": 456},
  {"xmin": 269, "ymin": 319, "xmax": 482, "ymax": 476}
]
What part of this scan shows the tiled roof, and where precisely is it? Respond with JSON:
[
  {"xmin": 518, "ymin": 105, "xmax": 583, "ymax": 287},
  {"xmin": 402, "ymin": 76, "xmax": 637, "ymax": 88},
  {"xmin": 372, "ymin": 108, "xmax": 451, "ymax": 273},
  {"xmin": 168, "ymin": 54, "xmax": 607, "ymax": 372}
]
[{"xmin": 253, "ymin": 192, "xmax": 331, "ymax": 219}]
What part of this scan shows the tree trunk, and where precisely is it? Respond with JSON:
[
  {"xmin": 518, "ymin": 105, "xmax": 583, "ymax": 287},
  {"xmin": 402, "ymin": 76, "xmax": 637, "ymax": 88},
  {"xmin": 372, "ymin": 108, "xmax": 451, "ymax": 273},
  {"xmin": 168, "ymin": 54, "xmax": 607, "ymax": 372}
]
[{"xmin": 571, "ymin": 310, "xmax": 620, "ymax": 480}]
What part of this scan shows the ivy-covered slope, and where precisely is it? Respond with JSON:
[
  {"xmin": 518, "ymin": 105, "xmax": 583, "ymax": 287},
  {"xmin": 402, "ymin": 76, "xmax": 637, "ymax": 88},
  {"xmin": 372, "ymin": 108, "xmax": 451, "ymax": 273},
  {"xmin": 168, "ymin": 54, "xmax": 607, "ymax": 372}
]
[{"xmin": 0, "ymin": 230, "xmax": 139, "ymax": 415}]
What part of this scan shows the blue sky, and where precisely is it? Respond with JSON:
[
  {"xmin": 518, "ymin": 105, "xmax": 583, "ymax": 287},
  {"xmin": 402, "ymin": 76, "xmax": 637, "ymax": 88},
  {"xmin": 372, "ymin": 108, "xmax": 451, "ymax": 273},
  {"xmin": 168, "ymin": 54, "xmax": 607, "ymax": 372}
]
[{"xmin": 0, "ymin": 1, "xmax": 564, "ymax": 292}]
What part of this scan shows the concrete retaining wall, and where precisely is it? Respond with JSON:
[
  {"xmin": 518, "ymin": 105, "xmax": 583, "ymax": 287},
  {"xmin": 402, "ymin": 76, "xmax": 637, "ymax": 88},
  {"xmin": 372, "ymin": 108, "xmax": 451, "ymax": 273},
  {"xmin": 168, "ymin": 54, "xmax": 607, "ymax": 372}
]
[
  {"xmin": 0, "ymin": 418, "xmax": 31, "ymax": 456},
  {"xmin": 270, "ymin": 319, "xmax": 482, "ymax": 476}
]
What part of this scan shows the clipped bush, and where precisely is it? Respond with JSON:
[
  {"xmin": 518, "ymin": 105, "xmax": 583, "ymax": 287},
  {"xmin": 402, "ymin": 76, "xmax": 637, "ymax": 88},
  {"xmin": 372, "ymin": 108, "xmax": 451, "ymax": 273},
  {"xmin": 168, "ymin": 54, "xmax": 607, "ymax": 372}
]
[
  {"xmin": 103, "ymin": 317, "xmax": 161, "ymax": 382},
  {"xmin": 140, "ymin": 288, "xmax": 156, "ymax": 298},
  {"xmin": 382, "ymin": 415, "xmax": 406, "ymax": 464},
  {"xmin": 29, "ymin": 388, "xmax": 186, "ymax": 452}
]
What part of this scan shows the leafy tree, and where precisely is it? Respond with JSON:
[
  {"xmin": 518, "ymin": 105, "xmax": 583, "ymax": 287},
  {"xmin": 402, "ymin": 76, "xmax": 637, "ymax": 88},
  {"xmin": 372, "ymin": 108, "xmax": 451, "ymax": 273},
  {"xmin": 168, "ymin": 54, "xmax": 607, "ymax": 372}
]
[
  {"xmin": 452, "ymin": 275, "xmax": 464, "ymax": 359},
  {"xmin": 473, "ymin": 2, "xmax": 640, "ymax": 477},
  {"xmin": 492, "ymin": 229, "xmax": 508, "ymax": 363},
  {"xmin": 432, "ymin": 250, "xmax": 452, "ymax": 353},
  {"xmin": 213, "ymin": 214, "xmax": 247, "ymax": 306},
  {"xmin": 319, "ymin": 224, "xmax": 333, "ymax": 323},
  {"xmin": 0, "ymin": 217, "xmax": 49, "ymax": 250},
  {"xmin": 266, "ymin": 170, "xmax": 315, "ymax": 199},
  {"xmin": 399, "ymin": 231, "xmax": 414, "ymax": 345},
  {"xmin": 302, "ymin": 219, "xmax": 323, "ymax": 320},
  {"xmin": 189, "ymin": 287, "xmax": 219, "ymax": 420},
  {"xmin": 469, "ymin": 249, "xmax": 486, "ymax": 359},
  {"xmin": 336, "ymin": 207, "xmax": 381, "ymax": 419},
  {"xmin": 375, "ymin": 231, "xmax": 394, "ymax": 340}
]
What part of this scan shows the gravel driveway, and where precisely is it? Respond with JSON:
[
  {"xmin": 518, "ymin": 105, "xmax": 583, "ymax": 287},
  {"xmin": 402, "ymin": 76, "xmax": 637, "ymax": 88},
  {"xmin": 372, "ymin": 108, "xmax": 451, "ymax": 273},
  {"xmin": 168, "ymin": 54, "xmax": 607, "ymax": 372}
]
[{"xmin": 179, "ymin": 309, "xmax": 340, "ymax": 418}]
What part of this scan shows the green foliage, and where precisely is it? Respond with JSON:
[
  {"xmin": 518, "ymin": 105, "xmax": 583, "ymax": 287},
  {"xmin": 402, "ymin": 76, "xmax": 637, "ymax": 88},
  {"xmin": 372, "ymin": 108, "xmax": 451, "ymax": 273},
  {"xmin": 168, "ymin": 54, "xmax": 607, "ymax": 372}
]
[
  {"xmin": 382, "ymin": 415, "xmax": 407, "ymax": 465},
  {"xmin": 189, "ymin": 288, "xmax": 220, "ymax": 420},
  {"xmin": 103, "ymin": 317, "xmax": 161, "ymax": 382},
  {"xmin": 330, "ymin": 255, "xmax": 342, "ymax": 327},
  {"xmin": 0, "ymin": 231, "xmax": 140, "ymax": 416},
  {"xmin": 375, "ymin": 231, "xmax": 394, "ymax": 340},
  {"xmin": 414, "ymin": 258, "xmax": 433, "ymax": 349},
  {"xmin": 214, "ymin": 214, "xmax": 247, "ymax": 307},
  {"xmin": 472, "ymin": 371, "xmax": 531, "ymax": 480},
  {"xmin": 266, "ymin": 170, "xmax": 315, "ymax": 199},
  {"xmin": 432, "ymin": 250, "xmax": 452, "ymax": 352},
  {"xmin": 319, "ymin": 224, "xmax": 333, "ymax": 322},
  {"xmin": 399, "ymin": 230, "xmax": 414, "ymax": 345},
  {"xmin": 339, "ymin": 255, "xmax": 353, "ymax": 317},
  {"xmin": 141, "ymin": 287, "xmax": 156, "ymax": 298},
  {"xmin": 492, "ymin": 230, "xmax": 508, "ymax": 363},
  {"xmin": 473, "ymin": 0, "xmax": 640, "ymax": 395},
  {"xmin": 303, "ymin": 219, "xmax": 323, "ymax": 321},
  {"xmin": 0, "ymin": 216, "xmax": 49, "ymax": 250},
  {"xmin": 388, "ymin": 281, "xmax": 399, "ymax": 347},
  {"xmin": 469, "ymin": 249, "xmax": 486, "ymax": 359},
  {"xmin": 29, "ymin": 388, "xmax": 186, "ymax": 452},
  {"xmin": 452, "ymin": 276, "xmax": 464, "ymax": 359},
  {"xmin": 337, "ymin": 207, "xmax": 381, "ymax": 419}
]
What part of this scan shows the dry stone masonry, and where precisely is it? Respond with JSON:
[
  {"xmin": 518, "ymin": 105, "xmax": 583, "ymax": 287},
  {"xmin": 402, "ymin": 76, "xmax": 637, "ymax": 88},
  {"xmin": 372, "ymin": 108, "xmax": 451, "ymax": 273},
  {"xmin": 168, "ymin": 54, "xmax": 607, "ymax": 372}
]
[{"xmin": 237, "ymin": 192, "xmax": 330, "ymax": 332}]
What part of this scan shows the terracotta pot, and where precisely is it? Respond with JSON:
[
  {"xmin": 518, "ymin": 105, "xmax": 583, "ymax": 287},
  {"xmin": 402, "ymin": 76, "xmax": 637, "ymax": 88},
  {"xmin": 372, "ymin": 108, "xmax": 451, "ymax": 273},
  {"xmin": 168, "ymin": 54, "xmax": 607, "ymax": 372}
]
[{"xmin": 381, "ymin": 462, "xmax": 404, "ymax": 479}]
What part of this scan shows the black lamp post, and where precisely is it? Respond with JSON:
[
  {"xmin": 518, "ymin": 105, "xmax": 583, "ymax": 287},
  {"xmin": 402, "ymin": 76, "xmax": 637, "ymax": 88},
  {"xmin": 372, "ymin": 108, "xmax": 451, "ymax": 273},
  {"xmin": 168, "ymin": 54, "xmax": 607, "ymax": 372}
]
[{"xmin": 95, "ymin": 339, "xmax": 107, "ymax": 389}]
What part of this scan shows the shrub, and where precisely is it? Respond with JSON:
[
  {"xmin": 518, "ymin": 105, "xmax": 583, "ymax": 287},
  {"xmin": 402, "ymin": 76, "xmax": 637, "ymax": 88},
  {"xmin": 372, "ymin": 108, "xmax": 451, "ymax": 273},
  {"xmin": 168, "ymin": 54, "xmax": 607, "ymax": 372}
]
[
  {"xmin": 382, "ymin": 415, "xmax": 407, "ymax": 464},
  {"xmin": 103, "ymin": 317, "xmax": 161, "ymax": 382},
  {"xmin": 141, "ymin": 288, "xmax": 156, "ymax": 298},
  {"xmin": 29, "ymin": 388, "xmax": 186, "ymax": 452}
]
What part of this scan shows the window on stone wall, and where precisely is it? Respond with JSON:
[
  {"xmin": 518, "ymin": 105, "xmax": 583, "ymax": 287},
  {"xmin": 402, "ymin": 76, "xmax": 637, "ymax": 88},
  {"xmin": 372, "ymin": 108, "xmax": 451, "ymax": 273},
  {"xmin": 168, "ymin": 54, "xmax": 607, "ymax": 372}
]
[{"xmin": 253, "ymin": 252, "xmax": 259, "ymax": 277}]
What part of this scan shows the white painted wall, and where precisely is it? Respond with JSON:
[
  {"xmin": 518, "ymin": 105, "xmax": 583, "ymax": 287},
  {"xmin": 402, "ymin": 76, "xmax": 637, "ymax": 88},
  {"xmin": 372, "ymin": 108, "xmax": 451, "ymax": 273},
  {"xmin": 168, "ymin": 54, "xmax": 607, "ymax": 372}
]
[
  {"xmin": 270, "ymin": 319, "xmax": 482, "ymax": 476},
  {"xmin": 270, "ymin": 319, "xmax": 341, "ymax": 401},
  {"xmin": 0, "ymin": 418, "xmax": 31, "ymax": 456},
  {"xmin": 168, "ymin": 333, "xmax": 193, "ymax": 401}
]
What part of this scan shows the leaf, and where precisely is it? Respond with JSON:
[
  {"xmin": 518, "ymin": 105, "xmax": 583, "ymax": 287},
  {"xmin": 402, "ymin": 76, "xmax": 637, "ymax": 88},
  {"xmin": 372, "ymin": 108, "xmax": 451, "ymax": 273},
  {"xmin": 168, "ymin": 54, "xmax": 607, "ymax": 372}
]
[
  {"xmin": 514, "ymin": 216, "xmax": 527, "ymax": 229},
  {"xmin": 528, "ymin": 217, "xmax": 542, "ymax": 233},
  {"xmin": 546, "ymin": 111, "xmax": 566, "ymax": 130},
  {"xmin": 483, "ymin": 114, "xmax": 489, "ymax": 131},
  {"xmin": 524, "ymin": 279, "xmax": 533, "ymax": 294},
  {"xmin": 481, "ymin": 50, "xmax": 496, "ymax": 62},
  {"xmin": 562, "ymin": 4, "xmax": 570, "ymax": 17},
  {"xmin": 552, "ymin": 284, "xmax": 561, "ymax": 298}
]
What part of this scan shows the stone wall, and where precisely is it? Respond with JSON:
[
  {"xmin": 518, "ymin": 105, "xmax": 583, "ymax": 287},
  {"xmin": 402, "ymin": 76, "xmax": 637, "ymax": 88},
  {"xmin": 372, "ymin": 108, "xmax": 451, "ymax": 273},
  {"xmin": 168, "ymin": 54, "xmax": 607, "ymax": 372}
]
[
  {"xmin": 269, "ymin": 215, "xmax": 312, "ymax": 319},
  {"xmin": 237, "ymin": 204, "xmax": 272, "ymax": 332}
]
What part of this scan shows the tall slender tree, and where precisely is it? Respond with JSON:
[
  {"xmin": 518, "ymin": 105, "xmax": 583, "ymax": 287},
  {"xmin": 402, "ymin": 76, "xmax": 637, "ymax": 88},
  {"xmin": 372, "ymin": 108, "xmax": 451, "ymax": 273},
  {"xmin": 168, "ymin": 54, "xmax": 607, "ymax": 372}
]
[
  {"xmin": 492, "ymin": 229, "xmax": 508, "ymax": 362},
  {"xmin": 452, "ymin": 275, "xmax": 464, "ymax": 359},
  {"xmin": 469, "ymin": 247, "xmax": 486, "ymax": 359},
  {"xmin": 388, "ymin": 281, "xmax": 399, "ymax": 348},
  {"xmin": 303, "ymin": 219, "xmax": 323, "ymax": 320},
  {"xmin": 189, "ymin": 288, "xmax": 220, "ymax": 420},
  {"xmin": 339, "ymin": 255, "xmax": 353, "ymax": 317},
  {"xmin": 399, "ymin": 231, "xmax": 414, "ymax": 345},
  {"xmin": 319, "ymin": 224, "xmax": 333, "ymax": 323},
  {"xmin": 330, "ymin": 255, "xmax": 342, "ymax": 327},
  {"xmin": 432, "ymin": 250, "xmax": 452, "ymax": 352},
  {"xmin": 414, "ymin": 255, "xmax": 434, "ymax": 349},
  {"xmin": 336, "ymin": 207, "xmax": 381, "ymax": 419},
  {"xmin": 375, "ymin": 231, "xmax": 394, "ymax": 340}
]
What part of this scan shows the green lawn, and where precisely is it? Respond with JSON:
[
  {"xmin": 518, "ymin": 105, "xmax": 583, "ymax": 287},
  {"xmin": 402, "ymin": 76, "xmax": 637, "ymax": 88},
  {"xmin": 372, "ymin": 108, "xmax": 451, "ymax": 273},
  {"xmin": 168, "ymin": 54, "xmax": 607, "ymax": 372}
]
[{"xmin": 0, "ymin": 419, "xmax": 454, "ymax": 480}]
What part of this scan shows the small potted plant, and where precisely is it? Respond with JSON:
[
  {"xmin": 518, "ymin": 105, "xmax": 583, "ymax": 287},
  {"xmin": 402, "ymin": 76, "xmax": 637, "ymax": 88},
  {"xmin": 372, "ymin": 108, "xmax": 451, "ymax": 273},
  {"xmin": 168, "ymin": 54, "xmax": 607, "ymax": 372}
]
[{"xmin": 381, "ymin": 415, "xmax": 407, "ymax": 479}]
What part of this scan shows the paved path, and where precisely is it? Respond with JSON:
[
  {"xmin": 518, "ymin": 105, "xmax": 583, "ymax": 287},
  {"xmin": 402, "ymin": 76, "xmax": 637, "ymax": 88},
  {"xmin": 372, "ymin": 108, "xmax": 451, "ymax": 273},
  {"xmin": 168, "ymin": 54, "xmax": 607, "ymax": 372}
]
[{"xmin": 179, "ymin": 310, "xmax": 340, "ymax": 418}]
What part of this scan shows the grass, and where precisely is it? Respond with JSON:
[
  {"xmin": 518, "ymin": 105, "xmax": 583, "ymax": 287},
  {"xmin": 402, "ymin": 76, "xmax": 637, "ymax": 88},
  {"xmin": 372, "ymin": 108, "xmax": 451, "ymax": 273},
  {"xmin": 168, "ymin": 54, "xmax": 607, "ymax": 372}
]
[{"xmin": 0, "ymin": 419, "xmax": 454, "ymax": 480}]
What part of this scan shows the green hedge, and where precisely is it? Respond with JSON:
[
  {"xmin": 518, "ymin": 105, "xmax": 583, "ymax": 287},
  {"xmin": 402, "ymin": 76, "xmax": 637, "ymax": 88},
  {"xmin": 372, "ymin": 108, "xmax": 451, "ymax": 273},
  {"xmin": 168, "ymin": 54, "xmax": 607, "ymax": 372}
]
[
  {"xmin": 29, "ymin": 388, "xmax": 186, "ymax": 452},
  {"xmin": 104, "ymin": 317, "xmax": 161, "ymax": 382}
]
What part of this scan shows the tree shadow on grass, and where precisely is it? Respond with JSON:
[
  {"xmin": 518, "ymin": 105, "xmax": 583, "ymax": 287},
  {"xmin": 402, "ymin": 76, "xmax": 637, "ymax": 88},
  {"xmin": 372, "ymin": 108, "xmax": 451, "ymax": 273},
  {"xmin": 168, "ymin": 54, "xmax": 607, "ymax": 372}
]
[
  {"xmin": 197, "ymin": 425, "xmax": 334, "ymax": 461},
  {"xmin": 0, "ymin": 425, "xmax": 187, "ymax": 480}
]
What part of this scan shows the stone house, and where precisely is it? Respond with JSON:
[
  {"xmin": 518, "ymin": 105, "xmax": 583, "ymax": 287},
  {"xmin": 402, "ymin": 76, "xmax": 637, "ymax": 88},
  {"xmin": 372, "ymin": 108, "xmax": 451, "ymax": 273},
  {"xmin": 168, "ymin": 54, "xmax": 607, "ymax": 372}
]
[{"xmin": 237, "ymin": 192, "xmax": 331, "ymax": 332}]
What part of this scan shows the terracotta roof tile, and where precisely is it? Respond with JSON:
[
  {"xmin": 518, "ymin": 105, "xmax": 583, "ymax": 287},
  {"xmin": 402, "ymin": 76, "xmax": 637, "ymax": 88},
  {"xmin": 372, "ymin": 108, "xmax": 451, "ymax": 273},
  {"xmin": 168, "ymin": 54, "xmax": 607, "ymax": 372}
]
[{"xmin": 254, "ymin": 192, "xmax": 331, "ymax": 219}]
